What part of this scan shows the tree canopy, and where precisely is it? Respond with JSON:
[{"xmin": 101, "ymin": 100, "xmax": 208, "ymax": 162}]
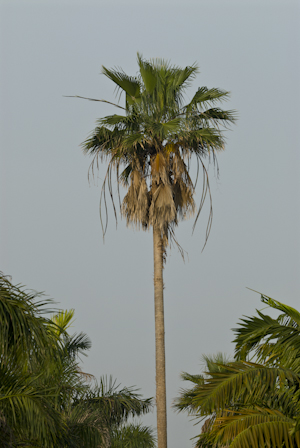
[
  {"xmin": 0, "ymin": 273, "xmax": 154, "ymax": 448},
  {"xmin": 81, "ymin": 53, "xmax": 236, "ymax": 249},
  {"xmin": 175, "ymin": 294, "xmax": 300, "ymax": 448}
]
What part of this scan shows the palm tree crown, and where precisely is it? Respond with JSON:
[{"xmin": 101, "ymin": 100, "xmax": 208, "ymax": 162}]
[{"xmin": 83, "ymin": 54, "xmax": 235, "ymax": 248}]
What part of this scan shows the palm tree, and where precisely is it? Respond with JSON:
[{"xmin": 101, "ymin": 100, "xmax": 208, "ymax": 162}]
[
  {"xmin": 72, "ymin": 376, "xmax": 153, "ymax": 448},
  {"xmin": 37, "ymin": 311, "xmax": 155, "ymax": 448},
  {"xmin": 175, "ymin": 294, "xmax": 300, "ymax": 447},
  {"xmin": 0, "ymin": 273, "xmax": 155, "ymax": 448},
  {"xmin": 76, "ymin": 54, "xmax": 235, "ymax": 448},
  {"xmin": 0, "ymin": 272, "xmax": 65, "ymax": 447},
  {"xmin": 175, "ymin": 353, "xmax": 233, "ymax": 448}
]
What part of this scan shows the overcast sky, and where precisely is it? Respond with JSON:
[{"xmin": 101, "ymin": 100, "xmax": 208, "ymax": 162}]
[{"xmin": 1, "ymin": 0, "xmax": 300, "ymax": 445}]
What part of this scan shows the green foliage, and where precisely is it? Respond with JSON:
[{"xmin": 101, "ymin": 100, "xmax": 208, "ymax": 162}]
[
  {"xmin": 111, "ymin": 423, "xmax": 156, "ymax": 448},
  {"xmin": 81, "ymin": 53, "xmax": 236, "ymax": 250},
  {"xmin": 0, "ymin": 273, "xmax": 155, "ymax": 447},
  {"xmin": 175, "ymin": 295, "xmax": 300, "ymax": 447},
  {"xmin": 0, "ymin": 273, "xmax": 64, "ymax": 447}
]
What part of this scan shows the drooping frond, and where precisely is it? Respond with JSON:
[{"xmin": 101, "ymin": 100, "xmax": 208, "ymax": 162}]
[
  {"xmin": 0, "ymin": 273, "xmax": 59, "ymax": 367},
  {"xmin": 213, "ymin": 412, "xmax": 299, "ymax": 448},
  {"xmin": 81, "ymin": 376, "xmax": 153, "ymax": 427},
  {"xmin": 0, "ymin": 363, "xmax": 64, "ymax": 447}
]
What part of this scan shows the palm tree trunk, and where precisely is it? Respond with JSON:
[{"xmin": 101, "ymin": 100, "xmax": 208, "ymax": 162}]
[{"xmin": 153, "ymin": 225, "xmax": 167, "ymax": 448}]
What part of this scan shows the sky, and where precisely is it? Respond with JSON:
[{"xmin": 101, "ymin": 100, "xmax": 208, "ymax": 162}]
[{"xmin": 1, "ymin": 0, "xmax": 300, "ymax": 445}]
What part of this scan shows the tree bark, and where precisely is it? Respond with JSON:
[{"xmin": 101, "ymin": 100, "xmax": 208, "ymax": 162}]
[{"xmin": 153, "ymin": 225, "xmax": 167, "ymax": 448}]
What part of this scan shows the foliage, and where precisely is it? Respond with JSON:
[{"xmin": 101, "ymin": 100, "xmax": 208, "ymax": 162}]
[
  {"xmin": 0, "ymin": 273, "xmax": 64, "ymax": 447},
  {"xmin": 174, "ymin": 294, "xmax": 300, "ymax": 447},
  {"xmin": 0, "ymin": 273, "xmax": 155, "ymax": 447},
  {"xmin": 80, "ymin": 53, "xmax": 236, "ymax": 250},
  {"xmin": 111, "ymin": 423, "xmax": 156, "ymax": 448}
]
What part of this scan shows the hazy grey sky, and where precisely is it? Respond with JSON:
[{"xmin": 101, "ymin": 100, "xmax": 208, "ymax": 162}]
[{"xmin": 1, "ymin": 0, "xmax": 300, "ymax": 445}]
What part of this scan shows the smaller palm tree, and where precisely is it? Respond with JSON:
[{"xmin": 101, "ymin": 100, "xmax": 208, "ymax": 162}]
[
  {"xmin": 175, "ymin": 294, "xmax": 300, "ymax": 448},
  {"xmin": 0, "ymin": 273, "xmax": 155, "ymax": 448},
  {"xmin": 111, "ymin": 423, "xmax": 156, "ymax": 448},
  {"xmin": 61, "ymin": 376, "xmax": 154, "ymax": 448},
  {"xmin": 0, "ymin": 272, "xmax": 65, "ymax": 447}
]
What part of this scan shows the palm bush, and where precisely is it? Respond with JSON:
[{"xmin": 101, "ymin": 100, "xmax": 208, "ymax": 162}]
[
  {"xmin": 0, "ymin": 273, "xmax": 155, "ymax": 447},
  {"xmin": 175, "ymin": 294, "xmax": 300, "ymax": 448},
  {"xmin": 0, "ymin": 273, "xmax": 64, "ymax": 446}
]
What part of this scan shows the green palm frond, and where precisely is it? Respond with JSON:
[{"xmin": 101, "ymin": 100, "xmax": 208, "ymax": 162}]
[
  {"xmin": 102, "ymin": 66, "xmax": 141, "ymax": 101},
  {"xmin": 62, "ymin": 402, "xmax": 107, "ymax": 448},
  {"xmin": 84, "ymin": 376, "xmax": 153, "ymax": 426},
  {"xmin": 0, "ymin": 364, "xmax": 64, "ymax": 447},
  {"xmin": 195, "ymin": 107, "xmax": 237, "ymax": 128},
  {"xmin": 234, "ymin": 294, "xmax": 300, "ymax": 366},
  {"xmin": 172, "ymin": 64, "xmax": 198, "ymax": 91},
  {"xmin": 175, "ymin": 354, "xmax": 233, "ymax": 415},
  {"xmin": 186, "ymin": 86, "xmax": 231, "ymax": 111},
  {"xmin": 210, "ymin": 408, "xmax": 298, "ymax": 447},
  {"xmin": 137, "ymin": 53, "xmax": 157, "ymax": 95},
  {"xmin": 176, "ymin": 296, "xmax": 300, "ymax": 448},
  {"xmin": 201, "ymin": 354, "xmax": 233, "ymax": 373},
  {"xmin": 63, "ymin": 331, "xmax": 92, "ymax": 358},
  {"xmin": 0, "ymin": 273, "xmax": 60, "ymax": 368},
  {"xmin": 226, "ymin": 419, "xmax": 300, "ymax": 448},
  {"xmin": 195, "ymin": 362, "xmax": 298, "ymax": 414},
  {"xmin": 51, "ymin": 309, "xmax": 75, "ymax": 337},
  {"xmin": 161, "ymin": 117, "xmax": 182, "ymax": 133},
  {"xmin": 233, "ymin": 311, "xmax": 285, "ymax": 361},
  {"xmin": 261, "ymin": 293, "xmax": 300, "ymax": 327}
]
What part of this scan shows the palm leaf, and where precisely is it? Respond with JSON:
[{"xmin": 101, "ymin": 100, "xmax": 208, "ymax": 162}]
[
  {"xmin": 102, "ymin": 66, "xmax": 141, "ymax": 100},
  {"xmin": 261, "ymin": 293, "xmax": 300, "ymax": 327},
  {"xmin": 137, "ymin": 53, "xmax": 157, "ymax": 94}
]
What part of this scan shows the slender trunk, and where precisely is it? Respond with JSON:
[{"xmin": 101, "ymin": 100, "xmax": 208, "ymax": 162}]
[{"xmin": 153, "ymin": 225, "xmax": 167, "ymax": 448}]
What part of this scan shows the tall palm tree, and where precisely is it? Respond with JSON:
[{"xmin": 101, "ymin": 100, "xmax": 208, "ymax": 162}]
[{"xmin": 76, "ymin": 54, "xmax": 235, "ymax": 448}]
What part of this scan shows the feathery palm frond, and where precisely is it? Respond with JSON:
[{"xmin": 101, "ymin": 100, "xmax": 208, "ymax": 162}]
[
  {"xmin": 80, "ymin": 376, "xmax": 153, "ymax": 427},
  {"xmin": 234, "ymin": 292, "xmax": 300, "ymax": 371},
  {"xmin": 0, "ymin": 272, "xmax": 59, "ymax": 367},
  {"xmin": 175, "ymin": 294, "xmax": 300, "ymax": 448}
]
